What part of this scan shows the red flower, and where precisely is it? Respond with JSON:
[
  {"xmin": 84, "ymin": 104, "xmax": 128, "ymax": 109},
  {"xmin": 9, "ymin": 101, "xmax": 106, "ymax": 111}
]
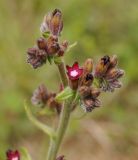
[
  {"xmin": 66, "ymin": 62, "xmax": 83, "ymax": 80},
  {"xmin": 6, "ymin": 150, "xmax": 20, "ymax": 160}
]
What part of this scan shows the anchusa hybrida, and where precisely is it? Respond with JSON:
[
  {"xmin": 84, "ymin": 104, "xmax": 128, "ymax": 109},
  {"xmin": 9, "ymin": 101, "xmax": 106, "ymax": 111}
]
[{"xmin": 6, "ymin": 8, "xmax": 125, "ymax": 160}]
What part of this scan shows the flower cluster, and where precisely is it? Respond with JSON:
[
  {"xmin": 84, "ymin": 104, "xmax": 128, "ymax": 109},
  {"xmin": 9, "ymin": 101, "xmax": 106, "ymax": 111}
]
[
  {"xmin": 65, "ymin": 56, "xmax": 124, "ymax": 112},
  {"xmin": 31, "ymin": 84, "xmax": 62, "ymax": 113},
  {"xmin": 24, "ymin": 8, "xmax": 125, "ymax": 160},
  {"xmin": 94, "ymin": 55, "xmax": 124, "ymax": 92},
  {"xmin": 6, "ymin": 150, "xmax": 20, "ymax": 160},
  {"xmin": 27, "ymin": 9, "xmax": 68, "ymax": 69}
]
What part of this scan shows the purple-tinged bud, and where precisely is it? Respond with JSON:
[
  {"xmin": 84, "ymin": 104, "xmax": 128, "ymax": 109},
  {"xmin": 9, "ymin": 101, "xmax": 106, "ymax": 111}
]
[
  {"xmin": 40, "ymin": 12, "xmax": 52, "ymax": 33},
  {"xmin": 94, "ymin": 55, "xmax": 110, "ymax": 77},
  {"xmin": 40, "ymin": 9, "xmax": 63, "ymax": 36},
  {"xmin": 83, "ymin": 58, "xmax": 93, "ymax": 73},
  {"xmin": 37, "ymin": 37, "xmax": 47, "ymax": 50},
  {"xmin": 50, "ymin": 9, "xmax": 63, "ymax": 36},
  {"xmin": 27, "ymin": 47, "xmax": 47, "ymax": 69}
]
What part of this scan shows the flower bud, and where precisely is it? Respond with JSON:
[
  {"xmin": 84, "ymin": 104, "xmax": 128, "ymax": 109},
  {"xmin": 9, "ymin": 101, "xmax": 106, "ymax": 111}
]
[
  {"xmin": 83, "ymin": 58, "xmax": 93, "ymax": 73},
  {"xmin": 109, "ymin": 55, "xmax": 118, "ymax": 68},
  {"xmin": 78, "ymin": 86, "xmax": 91, "ymax": 98},
  {"xmin": 40, "ymin": 12, "xmax": 52, "ymax": 33},
  {"xmin": 91, "ymin": 88, "xmax": 101, "ymax": 99},
  {"xmin": 37, "ymin": 37, "xmax": 47, "ymax": 50},
  {"xmin": 47, "ymin": 36, "xmax": 60, "ymax": 55},
  {"xmin": 80, "ymin": 73, "xmax": 93, "ymax": 86},
  {"xmin": 50, "ymin": 9, "xmax": 63, "ymax": 36},
  {"xmin": 57, "ymin": 40, "xmax": 68, "ymax": 56},
  {"xmin": 94, "ymin": 55, "xmax": 110, "ymax": 77}
]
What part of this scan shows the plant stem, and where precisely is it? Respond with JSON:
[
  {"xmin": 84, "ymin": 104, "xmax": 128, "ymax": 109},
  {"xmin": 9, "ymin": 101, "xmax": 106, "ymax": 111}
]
[
  {"xmin": 57, "ymin": 60, "xmax": 68, "ymax": 87},
  {"xmin": 46, "ymin": 59, "xmax": 75, "ymax": 160}
]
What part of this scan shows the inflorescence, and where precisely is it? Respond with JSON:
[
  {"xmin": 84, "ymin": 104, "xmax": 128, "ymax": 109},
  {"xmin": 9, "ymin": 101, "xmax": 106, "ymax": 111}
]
[{"xmin": 6, "ymin": 8, "xmax": 125, "ymax": 160}]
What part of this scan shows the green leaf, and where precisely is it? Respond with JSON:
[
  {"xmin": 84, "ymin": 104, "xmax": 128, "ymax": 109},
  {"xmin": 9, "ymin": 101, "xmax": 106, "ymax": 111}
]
[
  {"xmin": 20, "ymin": 147, "xmax": 32, "ymax": 160},
  {"xmin": 42, "ymin": 31, "xmax": 50, "ymax": 38},
  {"xmin": 55, "ymin": 87, "xmax": 75, "ymax": 102},
  {"xmin": 24, "ymin": 101, "xmax": 56, "ymax": 139},
  {"xmin": 66, "ymin": 41, "xmax": 77, "ymax": 52}
]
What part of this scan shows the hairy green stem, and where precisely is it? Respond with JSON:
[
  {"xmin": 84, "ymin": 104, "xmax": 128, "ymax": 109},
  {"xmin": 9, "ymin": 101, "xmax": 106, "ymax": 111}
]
[
  {"xmin": 57, "ymin": 60, "xmax": 68, "ymax": 87},
  {"xmin": 46, "ymin": 59, "xmax": 75, "ymax": 160}
]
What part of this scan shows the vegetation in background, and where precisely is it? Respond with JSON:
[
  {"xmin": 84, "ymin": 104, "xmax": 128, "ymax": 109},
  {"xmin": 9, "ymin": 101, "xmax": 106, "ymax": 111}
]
[{"xmin": 0, "ymin": 0, "xmax": 138, "ymax": 159}]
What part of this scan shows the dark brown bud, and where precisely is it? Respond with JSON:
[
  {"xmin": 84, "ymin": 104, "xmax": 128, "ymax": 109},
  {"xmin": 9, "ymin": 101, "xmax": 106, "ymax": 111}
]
[
  {"xmin": 31, "ymin": 84, "xmax": 49, "ymax": 107},
  {"xmin": 37, "ymin": 37, "xmax": 47, "ymax": 50},
  {"xmin": 78, "ymin": 86, "xmax": 91, "ymax": 98},
  {"xmin": 91, "ymin": 88, "xmax": 101, "ymax": 99},
  {"xmin": 27, "ymin": 47, "xmax": 47, "ymax": 69},
  {"xmin": 46, "ymin": 36, "xmax": 60, "ymax": 55},
  {"xmin": 79, "ymin": 73, "xmax": 93, "ymax": 87},
  {"xmin": 94, "ymin": 55, "xmax": 110, "ymax": 77},
  {"xmin": 57, "ymin": 40, "xmax": 68, "ymax": 56},
  {"xmin": 83, "ymin": 58, "xmax": 93, "ymax": 73},
  {"xmin": 50, "ymin": 9, "xmax": 63, "ymax": 36}
]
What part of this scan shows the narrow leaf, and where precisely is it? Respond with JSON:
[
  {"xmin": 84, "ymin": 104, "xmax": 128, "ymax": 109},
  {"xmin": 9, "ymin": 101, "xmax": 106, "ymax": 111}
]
[
  {"xmin": 66, "ymin": 41, "xmax": 77, "ymax": 52},
  {"xmin": 24, "ymin": 101, "xmax": 55, "ymax": 138}
]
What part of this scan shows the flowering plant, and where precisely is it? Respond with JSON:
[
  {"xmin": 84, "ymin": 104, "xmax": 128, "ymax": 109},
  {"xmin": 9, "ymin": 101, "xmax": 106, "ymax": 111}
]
[{"xmin": 6, "ymin": 9, "xmax": 124, "ymax": 160}]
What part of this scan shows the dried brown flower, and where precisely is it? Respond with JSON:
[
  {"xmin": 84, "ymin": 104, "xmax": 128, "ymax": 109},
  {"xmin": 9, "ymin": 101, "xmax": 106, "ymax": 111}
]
[
  {"xmin": 27, "ymin": 47, "xmax": 47, "ymax": 69},
  {"xmin": 31, "ymin": 84, "xmax": 49, "ymax": 107},
  {"xmin": 79, "ymin": 86, "xmax": 101, "ymax": 112},
  {"xmin": 94, "ymin": 55, "xmax": 124, "ymax": 92}
]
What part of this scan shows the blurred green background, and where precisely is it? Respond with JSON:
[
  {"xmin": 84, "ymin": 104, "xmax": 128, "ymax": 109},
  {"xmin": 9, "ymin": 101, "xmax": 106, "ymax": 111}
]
[{"xmin": 0, "ymin": 0, "xmax": 138, "ymax": 159}]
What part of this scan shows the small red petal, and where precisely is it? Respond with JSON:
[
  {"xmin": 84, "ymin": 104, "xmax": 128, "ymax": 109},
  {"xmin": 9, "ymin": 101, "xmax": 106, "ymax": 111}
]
[
  {"xmin": 78, "ymin": 68, "xmax": 83, "ymax": 75},
  {"xmin": 72, "ymin": 61, "xmax": 79, "ymax": 69},
  {"xmin": 66, "ymin": 65, "xmax": 71, "ymax": 71}
]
